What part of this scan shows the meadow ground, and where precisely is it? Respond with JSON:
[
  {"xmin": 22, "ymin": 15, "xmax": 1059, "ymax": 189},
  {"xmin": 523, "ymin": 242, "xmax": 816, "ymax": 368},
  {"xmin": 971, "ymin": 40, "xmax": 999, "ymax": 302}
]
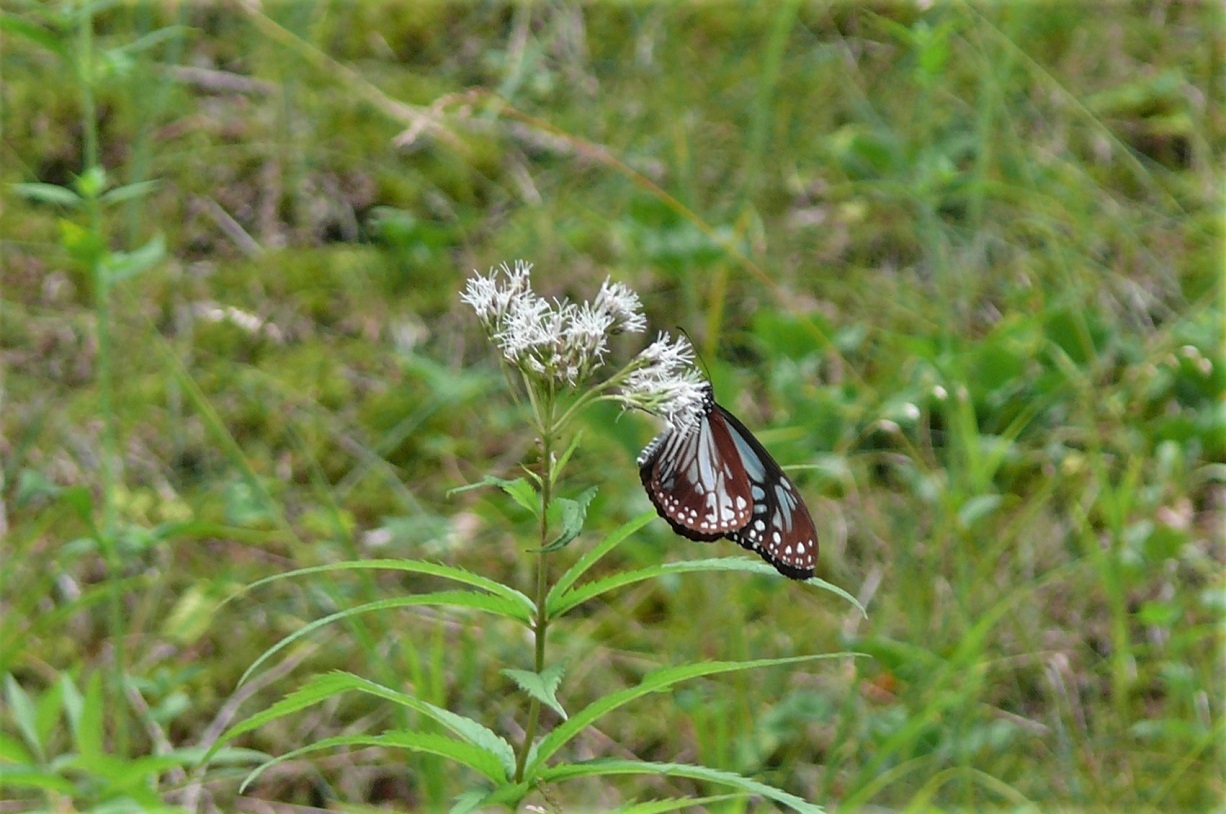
[{"xmin": 2, "ymin": 3, "xmax": 1222, "ymax": 811}]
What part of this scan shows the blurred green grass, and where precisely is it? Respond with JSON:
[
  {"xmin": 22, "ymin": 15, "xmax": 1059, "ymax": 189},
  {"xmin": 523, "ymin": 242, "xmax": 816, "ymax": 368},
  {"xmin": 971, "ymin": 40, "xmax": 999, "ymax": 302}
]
[{"xmin": 1, "ymin": 1, "xmax": 1222, "ymax": 811}]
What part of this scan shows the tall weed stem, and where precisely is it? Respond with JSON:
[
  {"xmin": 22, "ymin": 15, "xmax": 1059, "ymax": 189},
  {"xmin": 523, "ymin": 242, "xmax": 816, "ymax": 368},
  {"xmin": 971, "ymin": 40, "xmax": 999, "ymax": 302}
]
[
  {"xmin": 76, "ymin": 5, "xmax": 128, "ymax": 752},
  {"xmin": 517, "ymin": 387, "xmax": 557, "ymax": 781}
]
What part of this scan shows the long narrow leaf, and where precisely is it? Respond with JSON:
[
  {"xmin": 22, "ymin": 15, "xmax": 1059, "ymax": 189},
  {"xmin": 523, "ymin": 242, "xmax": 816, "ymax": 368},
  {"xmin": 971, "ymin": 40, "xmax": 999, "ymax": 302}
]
[
  {"xmin": 240, "ymin": 731, "xmax": 507, "ymax": 790},
  {"xmin": 74, "ymin": 672, "xmax": 104, "ymax": 761},
  {"xmin": 2, "ymin": 677, "xmax": 40, "ymax": 761},
  {"xmin": 331, "ymin": 673, "xmax": 516, "ymax": 777},
  {"xmin": 238, "ymin": 591, "xmax": 530, "ymax": 686},
  {"xmin": 214, "ymin": 671, "xmax": 515, "ymax": 778},
  {"xmin": 538, "ymin": 759, "xmax": 823, "ymax": 814},
  {"xmin": 10, "ymin": 182, "xmax": 81, "ymax": 207},
  {"xmin": 610, "ymin": 793, "xmax": 742, "ymax": 813},
  {"xmin": 0, "ymin": 15, "xmax": 69, "ymax": 58},
  {"xmin": 552, "ymin": 429, "xmax": 584, "ymax": 478},
  {"xmin": 527, "ymin": 654, "xmax": 848, "ymax": 772},
  {"xmin": 234, "ymin": 558, "xmax": 534, "ymax": 614},
  {"xmin": 0, "ymin": 766, "xmax": 77, "ymax": 795},
  {"xmin": 549, "ymin": 557, "xmax": 864, "ymax": 618},
  {"xmin": 547, "ymin": 512, "xmax": 654, "ymax": 607}
]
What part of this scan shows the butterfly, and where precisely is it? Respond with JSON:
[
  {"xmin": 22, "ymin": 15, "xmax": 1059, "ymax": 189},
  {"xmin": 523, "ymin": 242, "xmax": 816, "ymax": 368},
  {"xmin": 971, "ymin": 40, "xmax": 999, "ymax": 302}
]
[{"xmin": 638, "ymin": 382, "xmax": 818, "ymax": 579}]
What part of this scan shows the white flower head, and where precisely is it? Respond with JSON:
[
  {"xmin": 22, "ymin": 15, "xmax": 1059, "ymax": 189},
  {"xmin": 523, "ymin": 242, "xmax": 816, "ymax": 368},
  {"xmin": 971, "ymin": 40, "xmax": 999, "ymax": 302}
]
[
  {"xmin": 461, "ymin": 261, "xmax": 648, "ymax": 387},
  {"xmin": 565, "ymin": 302, "xmax": 614, "ymax": 367},
  {"xmin": 593, "ymin": 277, "xmax": 647, "ymax": 334},
  {"xmin": 618, "ymin": 332, "xmax": 707, "ymax": 431},
  {"xmin": 495, "ymin": 293, "xmax": 556, "ymax": 363},
  {"xmin": 460, "ymin": 260, "xmax": 533, "ymax": 333}
]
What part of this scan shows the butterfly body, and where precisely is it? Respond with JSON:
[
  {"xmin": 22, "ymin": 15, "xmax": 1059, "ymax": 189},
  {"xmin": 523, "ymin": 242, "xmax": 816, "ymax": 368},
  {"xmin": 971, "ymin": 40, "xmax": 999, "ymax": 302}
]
[{"xmin": 638, "ymin": 384, "xmax": 818, "ymax": 579}]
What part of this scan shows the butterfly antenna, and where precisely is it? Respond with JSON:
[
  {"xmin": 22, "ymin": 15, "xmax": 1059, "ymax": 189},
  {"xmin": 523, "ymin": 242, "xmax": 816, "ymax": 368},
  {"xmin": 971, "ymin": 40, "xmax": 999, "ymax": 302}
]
[{"xmin": 675, "ymin": 326, "xmax": 712, "ymax": 381}]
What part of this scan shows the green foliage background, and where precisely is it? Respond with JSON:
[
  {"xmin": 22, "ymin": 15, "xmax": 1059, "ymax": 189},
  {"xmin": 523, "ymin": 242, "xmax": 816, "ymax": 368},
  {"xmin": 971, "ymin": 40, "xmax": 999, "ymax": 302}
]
[{"xmin": 1, "ymin": 1, "xmax": 1222, "ymax": 811}]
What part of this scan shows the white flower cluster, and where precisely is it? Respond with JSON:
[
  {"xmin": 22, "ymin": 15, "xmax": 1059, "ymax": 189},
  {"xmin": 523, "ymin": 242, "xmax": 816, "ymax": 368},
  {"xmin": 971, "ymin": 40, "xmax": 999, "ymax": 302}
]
[
  {"xmin": 462, "ymin": 260, "xmax": 706, "ymax": 430},
  {"xmin": 620, "ymin": 332, "xmax": 707, "ymax": 431},
  {"xmin": 462, "ymin": 261, "xmax": 647, "ymax": 386}
]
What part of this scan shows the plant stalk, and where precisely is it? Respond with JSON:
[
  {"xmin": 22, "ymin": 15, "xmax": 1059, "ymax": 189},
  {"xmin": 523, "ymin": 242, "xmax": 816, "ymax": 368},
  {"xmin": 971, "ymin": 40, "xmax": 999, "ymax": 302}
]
[
  {"xmin": 77, "ymin": 5, "xmax": 128, "ymax": 754},
  {"xmin": 515, "ymin": 390, "xmax": 556, "ymax": 781}
]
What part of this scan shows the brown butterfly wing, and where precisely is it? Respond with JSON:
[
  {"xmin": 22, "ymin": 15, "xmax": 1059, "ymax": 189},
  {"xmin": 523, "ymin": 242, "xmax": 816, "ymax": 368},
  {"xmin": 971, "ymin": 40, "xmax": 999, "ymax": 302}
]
[
  {"xmin": 714, "ymin": 404, "xmax": 818, "ymax": 580},
  {"xmin": 638, "ymin": 406, "xmax": 754, "ymax": 542}
]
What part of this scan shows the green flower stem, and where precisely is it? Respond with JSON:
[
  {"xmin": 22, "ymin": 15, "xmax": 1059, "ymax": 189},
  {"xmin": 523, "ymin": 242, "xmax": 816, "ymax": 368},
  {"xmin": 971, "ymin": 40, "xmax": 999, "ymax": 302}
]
[
  {"xmin": 551, "ymin": 371, "xmax": 634, "ymax": 431},
  {"xmin": 77, "ymin": 6, "xmax": 127, "ymax": 754},
  {"xmin": 515, "ymin": 387, "xmax": 557, "ymax": 782}
]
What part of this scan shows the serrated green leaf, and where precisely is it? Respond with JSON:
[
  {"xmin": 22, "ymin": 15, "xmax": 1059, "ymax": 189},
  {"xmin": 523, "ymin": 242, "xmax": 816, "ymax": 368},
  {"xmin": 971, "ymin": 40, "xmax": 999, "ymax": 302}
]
[
  {"xmin": 539, "ymin": 486, "xmax": 597, "ymax": 552},
  {"xmin": 538, "ymin": 759, "xmax": 823, "ymax": 813},
  {"xmin": 548, "ymin": 512, "xmax": 654, "ymax": 606},
  {"xmin": 361, "ymin": 687, "xmax": 517, "ymax": 777},
  {"xmin": 549, "ymin": 556, "xmax": 864, "ymax": 618},
  {"xmin": 449, "ymin": 789, "xmax": 490, "ymax": 814},
  {"xmin": 527, "ymin": 654, "xmax": 849, "ymax": 773},
  {"xmin": 215, "ymin": 672, "xmax": 516, "ymax": 779},
  {"xmin": 213, "ymin": 673, "xmax": 355, "ymax": 747},
  {"xmin": 450, "ymin": 779, "xmax": 534, "ymax": 811},
  {"xmin": 501, "ymin": 662, "xmax": 567, "ymax": 720},
  {"xmin": 608, "ymin": 793, "xmax": 742, "ymax": 813},
  {"xmin": 449, "ymin": 475, "xmax": 538, "ymax": 515},
  {"xmin": 244, "ymin": 731, "xmax": 508, "ymax": 790},
  {"xmin": 233, "ymin": 559, "xmax": 534, "ymax": 615},
  {"xmin": 239, "ymin": 591, "xmax": 531, "ymax": 687}
]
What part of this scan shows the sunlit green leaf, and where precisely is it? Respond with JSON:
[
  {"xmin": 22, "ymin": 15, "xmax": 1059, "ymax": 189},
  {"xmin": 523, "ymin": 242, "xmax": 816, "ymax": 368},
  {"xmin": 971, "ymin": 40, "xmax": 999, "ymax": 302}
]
[
  {"xmin": 100, "ymin": 235, "xmax": 165, "ymax": 286},
  {"xmin": 540, "ymin": 486, "xmax": 597, "ymax": 552},
  {"xmin": 538, "ymin": 759, "xmax": 823, "ymax": 813},
  {"xmin": 502, "ymin": 662, "xmax": 567, "ymax": 720},
  {"xmin": 549, "ymin": 556, "xmax": 864, "ymax": 618},
  {"xmin": 549, "ymin": 512, "xmax": 654, "ymax": 604},
  {"xmin": 238, "ymin": 592, "xmax": 532, "ymax": 686},
  {"xmin": 99, "ymin": 179, "xmax": 160, "ymax": 205},
  {"xmin": 450, "ymin": 475, "xmax": 538, "ymax": 515},
  {"xmin": 219, "ymin": 673, "xmax": 514, "ymax": 783},
  {"xmin": 10, "ymin": 182, "xmax": 80, "ymax": 207},
  {"xmin": 3, "ymin": 677, "xmax": 41, "ymax": 761},
  {"xmin": 527, "ymin": 654, "xmax": 851, "ymax": 773}
]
